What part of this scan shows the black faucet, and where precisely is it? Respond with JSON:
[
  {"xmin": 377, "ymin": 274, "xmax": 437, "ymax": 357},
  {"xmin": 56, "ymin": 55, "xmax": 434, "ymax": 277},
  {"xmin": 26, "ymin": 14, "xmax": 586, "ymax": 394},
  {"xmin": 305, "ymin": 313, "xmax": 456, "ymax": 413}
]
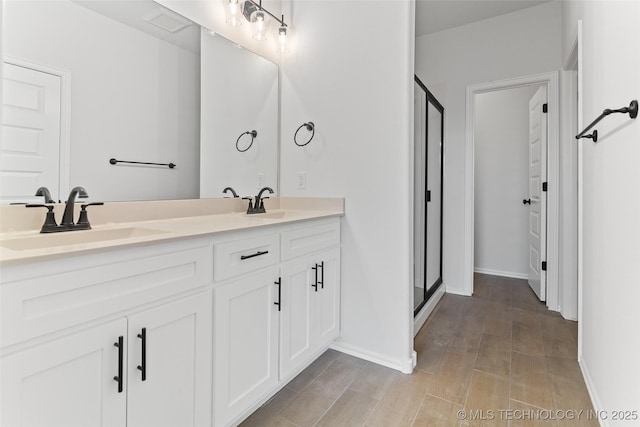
[
  {"xmin": 61, "ymin": 186, "xmax": 89, "ymax": 227},
  {"xmin": 26, "ymin": 187, "xmax": 103, "ymax": 233},
  {"xmin": 35, "ymin": 187, "xmax": 55, "ymax": 204},
  {"xmin": 253, "ymin": 187, "xmax": 274, "ymax": 213},
  {"xmin": 242, "ymin": 187, "xmax": 274, "ymax": 214},
  {"xmin": 223, "ymin": 187, "xmax": 239, "ymax": 198}
]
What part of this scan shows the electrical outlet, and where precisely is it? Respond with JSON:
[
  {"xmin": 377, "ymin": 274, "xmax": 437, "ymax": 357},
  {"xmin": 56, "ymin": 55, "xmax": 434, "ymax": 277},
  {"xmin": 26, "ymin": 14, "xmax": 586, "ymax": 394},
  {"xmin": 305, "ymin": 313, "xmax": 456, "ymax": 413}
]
[
  {"xmin": 296, "ymin": 172, "xmax": 307, "ymax": 190},
  {"xmin": 257, "ymin": 173, "xmax": 265, "ymax": 189}
]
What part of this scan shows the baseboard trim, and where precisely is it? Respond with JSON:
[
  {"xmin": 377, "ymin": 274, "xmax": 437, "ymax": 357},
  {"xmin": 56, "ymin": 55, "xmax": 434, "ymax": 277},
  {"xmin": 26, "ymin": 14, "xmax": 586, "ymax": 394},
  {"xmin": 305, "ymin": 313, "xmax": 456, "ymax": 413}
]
[
  {"xmin": 579, "ymin": 353, "xmax": 606, "ymax": 427},
  {"xmin": 330, "ymin": 341, "xmax": 414, "ymax": 374},
  {"xmin": 474, "ymin": 267, "xmax": 528, "ymax": 280},
  {"xmin": 445, "ymin": 286, "xmax": 472, "ymax": 297},
  {"xmin": 414, "ymin": 285, "xmax": 445, "ymax": 336}
]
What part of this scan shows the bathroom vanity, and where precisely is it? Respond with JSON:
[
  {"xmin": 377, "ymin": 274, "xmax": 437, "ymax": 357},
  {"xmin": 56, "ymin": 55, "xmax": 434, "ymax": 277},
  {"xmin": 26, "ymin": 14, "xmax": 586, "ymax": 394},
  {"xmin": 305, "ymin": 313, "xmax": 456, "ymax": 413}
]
[{"xmin": 0, "ymin": 197, "xmax": 343, "ymax": 427}]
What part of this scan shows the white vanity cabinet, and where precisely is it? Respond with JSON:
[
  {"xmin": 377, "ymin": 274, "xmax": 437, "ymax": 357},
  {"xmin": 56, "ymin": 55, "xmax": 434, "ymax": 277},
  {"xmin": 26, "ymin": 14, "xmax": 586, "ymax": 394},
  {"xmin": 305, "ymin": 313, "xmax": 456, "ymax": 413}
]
[
  {"xmin": 213, "ymin": 219, "xmax": 341, "ymax": 426},
  {"xmin": 279, "ymin": 247, "xmax": 340, "ymax": 380},
  {"xmin": 126, "ymin": 293, "xmax": 212, "ymax": 427},
  {"xmin": 1, "ymin": 319, "xmax": 128, "ymax": 427},
  {"xmin": 1, "ymin": 214, "xmax": 342, "ymax": 427},
  {"xmin": 213, "ymin": 268, "xmax": 281, "ymax": 427},
  {"xmin": 0, "ymin": 238, "xmax": 214, "ymax": 427}
]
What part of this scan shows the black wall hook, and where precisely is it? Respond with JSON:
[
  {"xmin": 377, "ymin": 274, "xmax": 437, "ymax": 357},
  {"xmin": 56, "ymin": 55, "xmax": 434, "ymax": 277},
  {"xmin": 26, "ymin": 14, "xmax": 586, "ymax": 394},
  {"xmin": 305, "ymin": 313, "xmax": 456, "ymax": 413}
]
[
  {"xmin": 576, "ymin": 100, "xmax": 638, "ymax": 142},
  {"xmin": 294, "ymin": 122, "xmax": 315, "ymax": 146},
  {"xmin": 236, "ymin": 130, "xmax": 257, "ymax": 152}
]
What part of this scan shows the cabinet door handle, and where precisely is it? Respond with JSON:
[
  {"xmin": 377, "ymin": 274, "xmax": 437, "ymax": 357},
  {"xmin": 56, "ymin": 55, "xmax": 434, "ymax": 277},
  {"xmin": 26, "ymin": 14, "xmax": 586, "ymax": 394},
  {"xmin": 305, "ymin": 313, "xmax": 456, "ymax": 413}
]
[
  {"xmin": 274, "ymin": 277, "xmax": 281, "ymax": 311},
  {"xmin": 137, "ymin": 328, "xmax": 147, "ymax": 381},
  {"xmin": 319, "ymin": 261, "xmax": 324, "ymax": 289},
  {"xmin": 113, "ymin": 336, "xmax": 124, "ymax": 393},
  {"xmin": 240, "ymin": 250, "xmax": 269, "ymax": 260},
  {"xmin": 311, "ymin": 264, "xmax": 318, "ymax": 292}
]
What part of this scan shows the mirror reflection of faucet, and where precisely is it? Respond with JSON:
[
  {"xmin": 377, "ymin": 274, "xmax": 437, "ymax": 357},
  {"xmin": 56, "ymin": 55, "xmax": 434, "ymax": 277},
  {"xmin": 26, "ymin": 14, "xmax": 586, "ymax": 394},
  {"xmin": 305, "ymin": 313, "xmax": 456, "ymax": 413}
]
[
  {"xmin": 222, "ymin": 187, "xmax": 239, "ymax": 198},
  {"xmin": 26, "ymin": 186, "xmax": 103, "ymax": 233}
]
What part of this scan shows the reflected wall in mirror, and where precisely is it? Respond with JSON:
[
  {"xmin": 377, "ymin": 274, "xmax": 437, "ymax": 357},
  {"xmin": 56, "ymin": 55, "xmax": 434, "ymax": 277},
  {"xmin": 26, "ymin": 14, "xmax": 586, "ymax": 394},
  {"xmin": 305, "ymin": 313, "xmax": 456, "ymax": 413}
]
[
  {"xmin": 200, "ymin": 31, "xmax": 278, "ymax": 199},
  {"xmin": 1, "ymin": 0, "xmax": 279, "ymax": 204}
]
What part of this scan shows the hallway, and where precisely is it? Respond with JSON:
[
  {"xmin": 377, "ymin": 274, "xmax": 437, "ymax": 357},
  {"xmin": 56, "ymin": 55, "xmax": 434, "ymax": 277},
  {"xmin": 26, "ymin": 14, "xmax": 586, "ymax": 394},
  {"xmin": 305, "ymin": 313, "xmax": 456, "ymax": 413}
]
[{"xmin": 241, "ymin": 274, "xmax": 596, "ymax": 426}]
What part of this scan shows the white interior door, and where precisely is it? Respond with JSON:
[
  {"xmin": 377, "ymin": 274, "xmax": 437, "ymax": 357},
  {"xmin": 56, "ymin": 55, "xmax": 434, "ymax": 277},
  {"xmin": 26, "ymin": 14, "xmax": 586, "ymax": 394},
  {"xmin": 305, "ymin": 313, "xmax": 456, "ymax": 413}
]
[
  {"xmin": 1, "ymin": 62, "xmax": 62, "ymax": 204},
  {"xmin": 527, "ymin": 86, "xmax": 548, "ymax": 300}
]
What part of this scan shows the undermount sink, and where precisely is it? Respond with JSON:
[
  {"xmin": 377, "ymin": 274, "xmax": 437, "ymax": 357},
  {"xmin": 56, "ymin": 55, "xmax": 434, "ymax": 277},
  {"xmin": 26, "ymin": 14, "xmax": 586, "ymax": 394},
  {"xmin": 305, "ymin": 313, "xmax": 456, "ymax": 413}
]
[{"xmin": 1, "ymin": 227, "xmax": 167, "ymax": 251}]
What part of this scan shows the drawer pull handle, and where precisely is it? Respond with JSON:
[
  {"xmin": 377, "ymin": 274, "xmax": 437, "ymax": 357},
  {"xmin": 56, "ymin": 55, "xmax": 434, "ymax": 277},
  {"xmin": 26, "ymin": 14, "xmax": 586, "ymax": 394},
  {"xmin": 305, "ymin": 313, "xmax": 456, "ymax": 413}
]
[
  {"xmin": 113, "ymin": 336, "xmax": 124, "ymax": 393},
  {"xmin": 240, "ymin": 250, "xmax": 269, "ymax": 260},
  {"xmin": 319, "ymin": 261, "xmax": 324, "ymax": 289},
  {"xmin": 137, "ymin": 328, "xmax": 147, "ymax": 381},
  {"xmin": 274, "ymin": 277, "xmax": 281, "ymax": 311},
  {"xmin": 312, "ymin": 264, "xmax": 318, "ymax": 292}
]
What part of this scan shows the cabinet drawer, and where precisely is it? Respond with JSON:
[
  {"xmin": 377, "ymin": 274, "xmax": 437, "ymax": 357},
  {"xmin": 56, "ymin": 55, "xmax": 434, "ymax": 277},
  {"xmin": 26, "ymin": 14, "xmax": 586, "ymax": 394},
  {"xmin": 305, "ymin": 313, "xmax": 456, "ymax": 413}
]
[
  {"xmin": 1, "ymin": 242, "xmax": 213, "ymax": 348},
  {"xmin": 213, "ymin": 233, "xmax": 279, "ymax": 282},
  {"xmin": 281, "ymin": 221, "xmax": 340, "ymax": 261}
]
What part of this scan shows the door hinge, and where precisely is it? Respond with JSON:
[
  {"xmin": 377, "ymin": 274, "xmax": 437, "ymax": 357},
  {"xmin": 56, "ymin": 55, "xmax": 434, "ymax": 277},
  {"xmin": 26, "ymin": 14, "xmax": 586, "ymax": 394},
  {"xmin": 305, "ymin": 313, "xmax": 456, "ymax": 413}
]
[
  {"xmin": 542, "ymin": 261, "xmax": 547, "ymax": 271},
  {"xmin": 542, "ymin": 103, "xmax": 548, "ymax": 113},
  {"xmin": 542, "ymin": 182, "xmax": 548, "ymax": 192}
]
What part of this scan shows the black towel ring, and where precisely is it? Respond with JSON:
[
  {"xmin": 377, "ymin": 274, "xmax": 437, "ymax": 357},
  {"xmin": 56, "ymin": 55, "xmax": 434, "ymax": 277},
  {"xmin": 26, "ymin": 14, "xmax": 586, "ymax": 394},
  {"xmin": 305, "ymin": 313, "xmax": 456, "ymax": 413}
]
[
  {"xmin": 236, "ymin": 130, "xmax": 257, "ymax": 152},
  {"xmin": 294, "ymin": 122, "xmax": 315, "ymax": 147}
]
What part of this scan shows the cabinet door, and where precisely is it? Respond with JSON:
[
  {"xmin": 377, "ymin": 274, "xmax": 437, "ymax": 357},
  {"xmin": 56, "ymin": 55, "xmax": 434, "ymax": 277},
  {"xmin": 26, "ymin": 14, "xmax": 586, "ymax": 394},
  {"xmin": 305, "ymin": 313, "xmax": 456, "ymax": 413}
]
[
  {"xmin": 214, "ymin": 268, "xmax": 279, "ymax": 427},
  {"xmin": 279, "ymin": 257, "xmax": 315, "ymax": 380},
  {"xmin": 1, "ymin": 319, "xmax": 127, "ymax": 427},
  {"xmin": 315, "ymin": 247, "xmax": 341, "ymax": 347},
  {"xmin": 127, "ymin": 292, "xmax": 212, "ymax": 427}
]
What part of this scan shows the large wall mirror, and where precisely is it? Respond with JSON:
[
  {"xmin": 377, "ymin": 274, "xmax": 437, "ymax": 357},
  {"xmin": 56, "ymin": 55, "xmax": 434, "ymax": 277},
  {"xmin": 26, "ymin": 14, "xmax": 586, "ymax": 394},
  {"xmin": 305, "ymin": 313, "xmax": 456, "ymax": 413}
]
[{"xmin": 1, "ymin": 0, "xmax": 279, "ymax": 204}]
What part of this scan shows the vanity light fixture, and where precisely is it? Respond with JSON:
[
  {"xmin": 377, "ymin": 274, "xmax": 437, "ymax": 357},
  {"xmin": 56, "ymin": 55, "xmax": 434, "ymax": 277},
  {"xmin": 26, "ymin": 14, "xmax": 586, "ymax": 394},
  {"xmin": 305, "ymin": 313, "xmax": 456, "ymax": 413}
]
[
  {"xmin": 252, "ymin": 9, "xmax": 268, "ymax": 40},
  {"xmin": 224, "ymin": 0, "xmax": 289, "ymax": 52},
  {"xmin": 277, "ymin": 21, "xmax": 288, "ymax": 53},
  {"xmin": 224, "ymin": 0, "xmax": 242, "ymax": 27}
]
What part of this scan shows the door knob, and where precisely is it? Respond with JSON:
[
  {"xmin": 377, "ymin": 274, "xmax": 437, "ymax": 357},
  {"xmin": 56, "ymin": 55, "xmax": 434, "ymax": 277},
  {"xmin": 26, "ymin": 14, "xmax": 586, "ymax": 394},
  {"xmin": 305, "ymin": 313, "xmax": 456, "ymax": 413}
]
[{"xmin": 522, "ymin": 199, "xmax": 531, "ymax": 205}]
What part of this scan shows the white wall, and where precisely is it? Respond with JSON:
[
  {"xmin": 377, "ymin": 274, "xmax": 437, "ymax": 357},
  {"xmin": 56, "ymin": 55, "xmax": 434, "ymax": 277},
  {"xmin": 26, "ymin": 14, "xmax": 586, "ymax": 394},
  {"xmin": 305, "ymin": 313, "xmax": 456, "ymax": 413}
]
[
  {"xmin": 562, "ymin": 1, "xmax": 640, "ymax": 422},
  {"xmin": 474, "ymin": 85, "xmax": 540, "ymax": 278},
  {"xmin": 415, "ymin": 1, "xmax": 562, "ymax": 294},
  {"xmin": 279, "ymin": 0, "xmax": 416, "ymax": 371},
  {"xmin": 4, "ymin": 0, "xmax": 200, "ymax": 202}
]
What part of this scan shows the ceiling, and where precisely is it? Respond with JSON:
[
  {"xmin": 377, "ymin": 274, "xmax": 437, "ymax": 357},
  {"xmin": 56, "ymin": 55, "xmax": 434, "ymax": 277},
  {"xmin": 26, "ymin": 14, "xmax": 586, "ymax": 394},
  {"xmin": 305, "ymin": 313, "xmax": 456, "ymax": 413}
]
[{"xmin": 415, "ymin": 0, "xmax": 554, "ymax": 37}]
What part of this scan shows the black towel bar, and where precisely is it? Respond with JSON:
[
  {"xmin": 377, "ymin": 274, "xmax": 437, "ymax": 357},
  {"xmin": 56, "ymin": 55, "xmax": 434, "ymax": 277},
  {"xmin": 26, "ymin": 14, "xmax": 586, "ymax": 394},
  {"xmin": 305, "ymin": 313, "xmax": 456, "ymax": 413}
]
[
  {"xmin": 575, "ymin": 100, "xmax": 637, "ymax": 142},
  {"xmin": 109, "ymin": 158, "xmax": 176, "ymax": 169}
]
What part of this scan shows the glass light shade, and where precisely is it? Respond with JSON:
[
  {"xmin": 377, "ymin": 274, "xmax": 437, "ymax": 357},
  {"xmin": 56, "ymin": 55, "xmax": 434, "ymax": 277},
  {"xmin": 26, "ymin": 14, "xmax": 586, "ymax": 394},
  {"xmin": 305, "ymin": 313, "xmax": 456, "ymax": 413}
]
[
  {"xmin": 251, "ymin": 10, "xmax": 269, "ymax": 40},
  {"xmin": 225, "ymin": 0, "xmax": 242, "ymax": 27},
  {"xmin": 277, "ymin": 25, "xmax": 289, "ymax": 54}
]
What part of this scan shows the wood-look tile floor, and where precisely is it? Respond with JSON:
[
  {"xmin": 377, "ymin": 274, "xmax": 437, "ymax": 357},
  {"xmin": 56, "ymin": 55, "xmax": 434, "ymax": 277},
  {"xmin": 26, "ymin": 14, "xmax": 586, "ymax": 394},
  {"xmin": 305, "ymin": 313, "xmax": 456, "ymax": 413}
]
[{"xmin": 240, "ymin": 274, "xmax": 596, "ymax": 427}]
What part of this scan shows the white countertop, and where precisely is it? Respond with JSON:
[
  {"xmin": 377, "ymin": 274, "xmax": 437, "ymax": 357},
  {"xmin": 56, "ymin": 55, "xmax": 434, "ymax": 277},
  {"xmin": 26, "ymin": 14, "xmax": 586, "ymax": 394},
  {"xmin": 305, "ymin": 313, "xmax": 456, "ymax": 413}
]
[{"xmin": 0, "ymin": 198, "xmax": 343, "ymax": 267}]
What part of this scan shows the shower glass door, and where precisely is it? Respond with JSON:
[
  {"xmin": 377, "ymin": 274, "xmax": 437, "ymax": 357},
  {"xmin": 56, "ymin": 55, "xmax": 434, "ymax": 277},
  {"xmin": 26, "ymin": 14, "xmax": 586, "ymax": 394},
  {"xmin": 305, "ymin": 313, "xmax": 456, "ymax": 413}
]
[{"xmin": 414, "ymin": 76, "xmax": 444, "ymax": 315}]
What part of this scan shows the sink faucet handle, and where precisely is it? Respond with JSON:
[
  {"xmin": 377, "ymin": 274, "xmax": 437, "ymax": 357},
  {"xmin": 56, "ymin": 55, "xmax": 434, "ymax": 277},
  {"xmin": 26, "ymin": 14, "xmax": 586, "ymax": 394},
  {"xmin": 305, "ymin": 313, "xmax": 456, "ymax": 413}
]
[
  {"xmin": 258, "ymin": 196, "xmax": 270, "ymax": 209},
  {"xmin": 26, "ymin": 204, "xmax": 59, "ymax": 232},
  {"xmin": 78, "ymin": 202, "xmax": 104, "ymax": 227},
  {"xmin": 242, "ymin": 196, "xmax": 254, "ymax": 207}
]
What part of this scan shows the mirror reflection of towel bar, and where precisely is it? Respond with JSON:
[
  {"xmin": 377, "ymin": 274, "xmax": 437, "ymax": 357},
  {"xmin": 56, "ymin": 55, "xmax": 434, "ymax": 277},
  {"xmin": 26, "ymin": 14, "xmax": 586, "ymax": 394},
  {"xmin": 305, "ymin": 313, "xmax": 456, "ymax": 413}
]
[{"xmin": 109, "ymin": 158, "xmax": 176, "ymax": 169}]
